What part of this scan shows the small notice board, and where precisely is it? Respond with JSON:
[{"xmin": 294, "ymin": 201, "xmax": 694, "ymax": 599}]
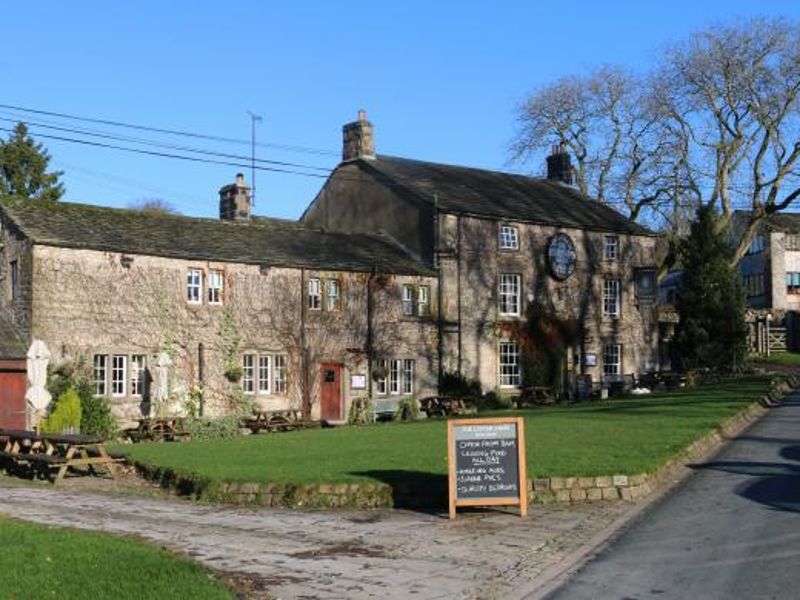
[{"xmin": 447, "ymin": 417, "xmax": 527, "ymax": 519}]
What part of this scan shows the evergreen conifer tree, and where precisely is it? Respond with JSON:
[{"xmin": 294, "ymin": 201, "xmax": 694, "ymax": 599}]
[
  {"xmin": 674, "ymin": 206, "xmax": 748, "ymax": 370},
  {"xmin": 0, "ymin": 122, "xmax": 64, "ymax": 201}
]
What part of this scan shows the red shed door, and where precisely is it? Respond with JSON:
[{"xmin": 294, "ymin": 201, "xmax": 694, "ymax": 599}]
[
  {"xmin": 0, "ymin": 368, "xmax": 27, "ymax": 429},
  {"xmin": 320, "ymin": 363, "xmax": 343, "ymax": 421}
]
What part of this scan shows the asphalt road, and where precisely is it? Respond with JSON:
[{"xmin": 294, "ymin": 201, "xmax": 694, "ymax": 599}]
[{"xmin": 546, "ymin": 393, "xmax": 800, "ymax": 600}]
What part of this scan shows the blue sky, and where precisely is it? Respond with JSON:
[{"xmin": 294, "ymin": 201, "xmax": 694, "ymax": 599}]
[{"xmin": 3, "ymin": 1, "xmax": 799, "ymax": 219}]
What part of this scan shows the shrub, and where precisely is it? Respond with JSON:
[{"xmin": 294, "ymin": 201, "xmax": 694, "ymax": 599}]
[
  {"xmin": 348, "ymin": 397, "xmax": 375, "ymax": 425},
  {"xmin": 47, "ymin": 359, "xmax": 116, "ymax": 438},
  {"xmin": 439, "ymin": 371, "xmax": 482, "ymax": 399},
  {"xmin": 185, "ymin": 415, "xmax": 243, "ymax": 441},
  {"xmin": 42, "ymin": 388, "xmax": 82, "ymax": 434},
  {"xmin": 394, "ymin": 398, "xmax": 420, "ymax": 421},
  {"xmin": 81, "ymin": 394, "xmax": 116, "ymax": 439}
]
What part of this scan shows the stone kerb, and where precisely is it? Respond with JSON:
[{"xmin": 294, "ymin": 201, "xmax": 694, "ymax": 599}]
[{"xmin": 132, "ymin": 376, "xmax": 793, "ymax": 509}]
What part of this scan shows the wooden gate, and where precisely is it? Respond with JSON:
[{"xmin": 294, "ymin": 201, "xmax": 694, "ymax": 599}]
[
  {"xmin": 320, "ymin": 363, "xmax": 343, "ymax": 421},
  {"xmin": 0, "ymin": 359, "xmax": 27, "ymax": 429}
]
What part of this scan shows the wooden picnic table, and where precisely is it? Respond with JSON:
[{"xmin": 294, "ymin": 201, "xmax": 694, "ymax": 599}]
[
  {"xmin": 518, "ymin": 386, "xmax": 554, "ymax": 406},
  {"xmin": 124, "ymin": 417, "xmax": 190, "ymax": 442},
  {"xmin": 242, "ymin": 409, "xmax": 308, "ymax": 433},
  {"xmin": 0, "ymin": 428, "xmax": 119, "ymax": 483},
  {"xmin": 419, "ymin": 396, "xmax": 475, "ymax": 418}
]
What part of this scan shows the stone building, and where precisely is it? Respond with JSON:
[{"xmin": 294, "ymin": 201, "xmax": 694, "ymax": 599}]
[
  {"xmin": 733, "ymin": 210, "xmax": 800, "ymax": 350},
  {"xmin": 0, "ymin": 177, "xmax": 438, "ymax": 425},
  {"xmin": 303, "ymin": 112, "xmax": 661, "ymax": 393}
]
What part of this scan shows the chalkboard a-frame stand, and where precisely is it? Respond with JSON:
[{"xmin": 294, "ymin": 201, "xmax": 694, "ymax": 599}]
[{"xmin": 447, "ymin": 417, "xmax": 527, "ymax": 519}]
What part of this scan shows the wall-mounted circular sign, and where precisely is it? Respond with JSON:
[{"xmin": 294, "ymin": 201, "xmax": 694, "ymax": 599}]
[{"xmin": 547, "ymin": 233, "xmax": 577, "ymax": 281}]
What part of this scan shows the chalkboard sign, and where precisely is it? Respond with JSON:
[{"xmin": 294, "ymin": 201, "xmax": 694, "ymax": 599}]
[{"xmin": 447, "ymin": 417, "xmax": 527, "ymax": 519}]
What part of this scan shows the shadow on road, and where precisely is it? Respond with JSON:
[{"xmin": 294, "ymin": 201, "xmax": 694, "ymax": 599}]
[{"xmin": 689, "ymin": 447, "xmax": 800, "ymax": 513}]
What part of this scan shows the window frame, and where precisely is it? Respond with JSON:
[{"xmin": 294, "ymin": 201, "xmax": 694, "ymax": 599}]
[
  {"xmin": 207, "ymin": 269, "xmax": 224, "ymax": 305},
  {"xmin": 273, "ymin": 355, "xmax": 287, "ymax": 394},
  {"xmin": 498, "ymin": 273, "xmax": 521, "ymax": 317},
  {"xmin": 498, "ymin": 340, "xmax": 521, "ymax": 388},
  {"xmin": 242, "ymin": 354, "xmax": 256, "ymax": 394},
  {"xmin": 93, "ymin": 355, "xmax": 108, "ymax": 397},
  {"xmin": 603, "ymin": 343, "xmax": 622, "ymax": 377},
  {"xmin": 402, "ymin": 359, "xmax": 415, "ymax": 395},
  {"xmin": 417, "ymin": 285, "xmax": 430, "ymax": 316},
  {"xmin": 787, "ymin": 272, "xmax": 800, "ymax": 294},
  {"xmin": 257, "ymin": 355, "xmax": 271, "ymax": 394},
  {"xmin": 603, "ymin": 235, "xmax": 619, "ymax": 261},
  {"xmin": 326, "ymin": 278, "xmax": 341, "ymax": 311},
  {"xmin": 603, "ymin": 279, "xmax": 621, "ymax": 317},
  {"xmin": 187, "ymin": 268, "xmax": 203, "ymax": 304},
  {"xmin": 375, "ymin": 359, "xmax": 388, "ymax": 395},
  {"xmin": 308, "ymin": 277, "xmax": 322, "ymax": 311},
  {"xmin": 130, "ymin": 355, "xmax": 146, "ymax": 397},
  {"xmin": 111, "ymin": 355, "xmax": 127, "ymax": 397},
  {"xmin": 499, "ymin": 225, "xmax": 519, "ymax": 251},
  {"xmin": 9, "ymin": 259, "xmax": 19, "ymax": 301}
]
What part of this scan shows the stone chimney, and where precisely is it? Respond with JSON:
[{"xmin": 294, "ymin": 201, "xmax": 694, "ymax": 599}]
[
  {"xmin": 546, "ymin": 143, "xmax": 574, "ymax": 185},
  {"xmin": 342, "ymin": 109, "xmax": 376, "ymax": 162},
  {"xmin": 219, "ymin": 173, "xmax": 251, "ymax": 221}
]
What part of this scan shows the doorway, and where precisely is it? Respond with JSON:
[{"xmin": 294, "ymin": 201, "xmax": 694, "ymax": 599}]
[{"xmin": 320, "ymin": 363, "xmax": 343, "ymax": 421}]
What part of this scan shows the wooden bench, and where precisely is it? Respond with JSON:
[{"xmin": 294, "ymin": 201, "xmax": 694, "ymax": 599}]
[
  {"xmin": 125, "ymin": 417, "xmax": 191, "ymax": 442},
  {"xmin": 0, "ymin": 428, "xmax": 120, "ymax": 483},
  {"xmin": 419, "ymin": 396, "xmax": 475, "ymax": 418},
  {"xmin": 242, "ymin": 410, "xmax": 309, "ymax": 433}
]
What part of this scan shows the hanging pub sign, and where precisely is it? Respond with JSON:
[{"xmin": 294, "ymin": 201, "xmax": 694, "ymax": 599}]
[
  {"xmin": 635, "ymin": 268, "xmax": 657, "ymax": 305},
  {"xmin": 547, "ymin": 233, "xmax": 577, "ymax": 281},
  {"xmin": 447, "ymin": 417, "xmax": 527, "ymax": 519}
]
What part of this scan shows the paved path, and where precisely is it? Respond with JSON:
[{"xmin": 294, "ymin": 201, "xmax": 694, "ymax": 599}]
[
  {"xmin": 545, "ymin": 393, "xmax": 800, "ymax": 600},
  {"xmin": 0, "ymin": 481, "xmax": 633, "ymax": 599}
]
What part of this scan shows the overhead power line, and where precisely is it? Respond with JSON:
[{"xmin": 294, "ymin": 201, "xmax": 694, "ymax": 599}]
[
  {"xmin": 0, "ymin": 125, "xmax": 331, "ymax": 179},
  {"xmin": 0, "ymin": 115, "xmax": 332, "ymax": 173},
  {"xmin": 0, "ymin": 102, "xmax": 339, "ymax": 157}
]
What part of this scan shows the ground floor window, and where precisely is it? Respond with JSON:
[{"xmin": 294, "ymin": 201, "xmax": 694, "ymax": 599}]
[
  {"xmin": 603, "ymin": 344, "xmax": 622, "ymax": 377},
  {"xmin": 499, "ymin": 341, "xmax": 521, "ymax": 387},
  {"xmin": 243, "ymin": 353, "xmax": 287, "ymax": 395},
  {"xmin": 93, "ymin": 353, "xmax": 148, "ymax": 398},
  {"xmin": 375, "ymin": 357, "xmax": 415, "ymax": 396},
  {"xmin": 93, "ymin": 355, "xmax": 108, "ymax": 396},
  {"xmin": 787, "ymin": 272, "xmax": 800, "ymax": 294}
]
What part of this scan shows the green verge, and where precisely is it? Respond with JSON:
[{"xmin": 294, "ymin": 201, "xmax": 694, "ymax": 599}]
[
  {"xmin": 114, "ymin": 376, "xmax": 775, "ymax": 486},
  {"xmin": 750, "ymin": 352, "xmax": 800, "ymax": 366},
  {"xmin": 0, "ymin": 517, "xmax": 232, "ymax": 599}
]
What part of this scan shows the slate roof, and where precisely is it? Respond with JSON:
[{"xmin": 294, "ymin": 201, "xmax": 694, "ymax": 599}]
[
  {"xmin": 0, "ymin": 197, "xmax": 433, "ymax": 276},
  {"xmin": 0, "ymin": 314, "xmax": 25, "ymax": 359},
  {"xmin": 762, "ymin": 212, "xmax": 800, "ymax": 234},
  {"xmin": 356, "ymin": 155, "xmax": 654, "ymax": 236}
]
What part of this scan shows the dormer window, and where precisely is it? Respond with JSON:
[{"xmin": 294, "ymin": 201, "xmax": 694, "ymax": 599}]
[{"xmin": 499, "ymin": 225, "xmax": 519, "ymax": 250}]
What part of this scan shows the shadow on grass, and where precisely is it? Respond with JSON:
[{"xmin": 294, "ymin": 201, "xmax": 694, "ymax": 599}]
[{"xmin": 350, "ymin": 470, "xmax": 447, "ymax": 513}]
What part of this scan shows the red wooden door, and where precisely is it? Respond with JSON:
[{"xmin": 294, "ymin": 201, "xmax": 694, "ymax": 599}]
[
  {"xmin": 320, "ymin": 363, "xmax": 343, "ymax": 421},
  {"xmin": 0, "ymin": 366, "xmax": 27, "ymax": 429}
]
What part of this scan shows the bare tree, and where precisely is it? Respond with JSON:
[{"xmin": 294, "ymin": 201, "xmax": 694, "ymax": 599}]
[
  {"xmin": 128, "ymin": 198, "xmax": 180, "ymax": 215},
  {"xmin": 512, "ymin": 17, "xmax": 800, "ymax": 264}
]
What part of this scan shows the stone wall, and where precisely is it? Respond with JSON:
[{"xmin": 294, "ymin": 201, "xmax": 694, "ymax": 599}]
[
  {"xmin": 0, "ymin": 213, "xmax": 33, "ymax": 346},
  {"xmin": 30, "ymin": 245, "xmax": 438, "ymax": 424},
  {"xmin": 437, "ymin": 214, "xmax": 660, "ymax": 391}
]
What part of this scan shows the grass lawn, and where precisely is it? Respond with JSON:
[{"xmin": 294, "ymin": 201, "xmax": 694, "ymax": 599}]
[
  {"xmin": 751, "ymin": 352, "xmax": 800, "ymax": 366},
  {"xmin": 115, "ymin": 376, "xmax": 773, "ymax": 484},
  {"xmin": 0, "ymin": 517, "xmax": 232, "ymax": 599}
]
